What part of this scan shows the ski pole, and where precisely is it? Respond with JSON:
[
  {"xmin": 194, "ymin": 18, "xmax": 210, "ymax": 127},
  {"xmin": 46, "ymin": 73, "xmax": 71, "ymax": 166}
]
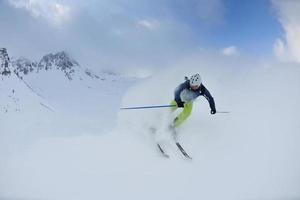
[
  {"xmin": 216, "ymin": 111, "xmax": 230, "ymax": 114},
  {"xmin": 120, "ymin": 104, "xmax": 176, "ymax": 110}
]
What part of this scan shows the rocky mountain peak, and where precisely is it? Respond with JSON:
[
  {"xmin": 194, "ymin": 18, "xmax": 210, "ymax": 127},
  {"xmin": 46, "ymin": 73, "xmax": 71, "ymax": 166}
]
[
  {"xmin": 2, "ymin": 49, "xmax": 115, "ymax": 82},
  {"xmin": 13, "ymin": 57, "xmax": 37, "ymax": 77},
  {"xmin": 0, "ymin": 48, "xmax": 12, "ymax": 76},
  {"xmin": 38, "ymin": 51, "xmax": 79, "ymax": 80}
]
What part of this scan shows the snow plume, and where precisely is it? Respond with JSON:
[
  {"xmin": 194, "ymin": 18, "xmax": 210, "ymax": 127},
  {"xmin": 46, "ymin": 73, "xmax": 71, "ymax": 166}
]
[
  {"xmin": 1, "ymin": 53, "xmax": 300, "ymax": 200},
  {"xmin": 272, "ymin": 0, "xmax": 300, "ymax": 63}
]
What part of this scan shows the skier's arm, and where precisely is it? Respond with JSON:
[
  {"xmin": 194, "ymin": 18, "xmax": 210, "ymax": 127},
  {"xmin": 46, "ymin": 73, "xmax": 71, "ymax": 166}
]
[
  {"xmin": 174, "ymin": 81, "xmax": 189, "ymax": 107},
  {"xmin": 201, "ymin": 85, "xmax": 216, "ymax": 113}
]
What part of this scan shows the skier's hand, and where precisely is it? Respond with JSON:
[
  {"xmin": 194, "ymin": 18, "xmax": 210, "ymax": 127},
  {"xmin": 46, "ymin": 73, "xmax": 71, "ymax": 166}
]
[
  {"xmin": 210, "ymin": 109, "xmax": 216, "ymax": 115},
  {"xmin": 177, "ymin": 101, "xmax": 185, "ymax": 108}
]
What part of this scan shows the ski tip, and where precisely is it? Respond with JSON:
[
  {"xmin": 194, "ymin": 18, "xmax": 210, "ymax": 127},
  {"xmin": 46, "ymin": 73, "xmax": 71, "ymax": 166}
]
[
  {"xmin": 157, "ymin": 143, "xmax": 170, "ymax": 158},
  {"xmin": 175, "ymin": 142, "xmax": 193, "ymax": 160},
  {"xmin": 185, "ymin": 155, "xmax": 193, "ymax": 160},
  {"xmin": 163, "ymin": 154, "xmax": 170, "ymax": 158},
  {"xmin": 159, "ymin": 151, "xmax": 170, "ymax": 158}
]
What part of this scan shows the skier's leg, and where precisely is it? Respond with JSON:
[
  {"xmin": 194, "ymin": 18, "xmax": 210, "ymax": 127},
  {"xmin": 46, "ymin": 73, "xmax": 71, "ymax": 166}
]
[
  {"xmin": 170, "ymin": 100, "xmax": 178, "ymax": 112},
  {"xmin": 168, "ymin": 100, "xmax": 178, "ymax": 131},
  {"xmin": 173, "ymin": 101, "xmax": 193, "ymax": 127}
]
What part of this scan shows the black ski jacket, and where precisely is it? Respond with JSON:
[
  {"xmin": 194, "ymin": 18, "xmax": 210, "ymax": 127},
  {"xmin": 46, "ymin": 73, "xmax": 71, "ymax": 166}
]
[{"xmin": 174, "ymin": 80, "xmax": 216, "ymax": 111}]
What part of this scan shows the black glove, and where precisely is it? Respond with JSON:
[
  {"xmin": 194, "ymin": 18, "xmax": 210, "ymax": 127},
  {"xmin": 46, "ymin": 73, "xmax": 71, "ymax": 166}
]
[
  {"xmin": 210, "ymin": 109, "xmax": 216, "ymax": 115},
  {"xmin": 176, "ymin": 101, "xmax": 185, "ymax": 108}
]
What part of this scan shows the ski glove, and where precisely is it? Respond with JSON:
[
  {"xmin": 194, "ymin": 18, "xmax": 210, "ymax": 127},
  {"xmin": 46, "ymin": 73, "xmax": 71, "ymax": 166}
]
[
  {"xmin": 210, "ymin": 109, "xmax": 216, "ymax": 115},
  {"xmin": 176, "ymin": 101, "xmax": 185, "ymax": 108}
]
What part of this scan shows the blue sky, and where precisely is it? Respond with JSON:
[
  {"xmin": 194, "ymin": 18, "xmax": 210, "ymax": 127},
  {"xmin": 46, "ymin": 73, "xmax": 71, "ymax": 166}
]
[
  {"xmin": 1, "ymin": 0, "xmax": 298, "ymax": 68},
  {"xmin": 168, "ymin": 0, "xmax": 282, "ymax": 57},
  {"xmin": 207, "ymin": 0, "xmax": 282, "ymax": 56}
]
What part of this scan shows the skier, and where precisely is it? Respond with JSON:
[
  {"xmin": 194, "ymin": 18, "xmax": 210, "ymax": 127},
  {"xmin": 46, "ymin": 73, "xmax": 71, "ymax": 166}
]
[{"xmin": 170, "ymin": 74, "xmax": 216, "ymax": 128}]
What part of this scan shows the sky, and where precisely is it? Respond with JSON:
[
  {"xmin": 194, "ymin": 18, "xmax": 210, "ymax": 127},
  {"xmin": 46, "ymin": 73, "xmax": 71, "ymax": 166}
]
[{"xmin": 0, "ymin": 0, "xmax": 300, "ymax": 70}]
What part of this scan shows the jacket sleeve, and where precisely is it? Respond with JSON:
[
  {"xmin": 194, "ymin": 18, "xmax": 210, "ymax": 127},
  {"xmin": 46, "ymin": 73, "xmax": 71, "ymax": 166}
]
[
  {"xmin": 201, "ymin": 85, "xmax": 216, "ymax": 111},
  {"xmin": 174, "ymin": 81, "xmax": 189, "ymax": 104}
]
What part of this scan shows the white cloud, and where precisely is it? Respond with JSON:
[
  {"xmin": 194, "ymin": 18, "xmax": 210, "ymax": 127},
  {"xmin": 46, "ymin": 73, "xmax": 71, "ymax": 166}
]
[
  {"xmin": 2, "ymin": 0, "xmax": 226, "ymax": 68},
  {"xmin": 52, "ymin": 2, "xmax": 71, "ymax": 24},
  {"xmin": 272, "ymin": 0, "xmax": 300, "ymax": 63},
  {"xmin": 274, "ymin": 38, "xmax": 288, "ymax": 61},
  {"xmin": 221, "ymin": 46, "xmax": 239, "ymax": 56},
  {"xmin": 136, "ymin": 19, "xmax": 160, "ymax": 31},
  {"xmin": 8, "ymin": 0, "xmax": 71, "ymax": 26}
]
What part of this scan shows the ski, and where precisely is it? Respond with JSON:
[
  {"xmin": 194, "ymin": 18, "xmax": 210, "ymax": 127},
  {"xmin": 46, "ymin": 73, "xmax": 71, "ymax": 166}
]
[
  {"xmin": 157, "ymin": 143, "xmax": 169, "ymax": 158},
  {"xmin": 170, "ymin": 126, "xmax": 192, "ymax": 159},
  {"xmin": 175, "ymin": 142, "xmax": 192, "ymax": 159},
  {"xmin": 151, "ymin": 126, "xmax": 191, "ymax": 159}
]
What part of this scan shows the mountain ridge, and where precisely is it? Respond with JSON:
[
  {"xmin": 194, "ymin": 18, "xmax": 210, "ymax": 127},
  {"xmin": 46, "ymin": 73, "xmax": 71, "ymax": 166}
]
[{"xmin": 0, "ymin": 48, "xmax": 135, "ymax": 114}]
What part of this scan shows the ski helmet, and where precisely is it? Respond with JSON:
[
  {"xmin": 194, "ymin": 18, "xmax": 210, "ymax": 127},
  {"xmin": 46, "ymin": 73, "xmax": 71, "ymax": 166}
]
[{"xmin": 190, "ymin": 74, "xmax": 201, "ymax": 87}]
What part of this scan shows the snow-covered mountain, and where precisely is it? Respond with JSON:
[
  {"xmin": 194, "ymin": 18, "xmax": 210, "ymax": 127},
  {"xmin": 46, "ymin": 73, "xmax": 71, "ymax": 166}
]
[
  {"xmin": 12, "ymin": 57, "xmax": 37, "ymax": 77},
  {"xmin": 1, "ymin": 49, "xmax": 134, "ymax": 114},
  {"xmin": 12, "ymin": 51, "xmax": 99, "ymax": 81},
  {"xmin": 0, "ymin": 48, "xmax": 11, "ymax": 76},
  {"xmin": 0, "ymin": 48, "xmax": 17, "ymax": 113},
  {"xmin": 12, "ymin": 51, "xmax": 125, "ymax": 82},
  {"xmin": 1, "ymin": 48, "xmax": 136, "ymax": 141},
  {"xmin": 0, "ymin": 48, "xmax": 50, "ymax": 114}
]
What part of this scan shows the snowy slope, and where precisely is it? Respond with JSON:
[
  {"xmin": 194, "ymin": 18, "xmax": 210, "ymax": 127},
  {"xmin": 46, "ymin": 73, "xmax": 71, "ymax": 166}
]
[
  {"xmin": 0, "ymin": 49, "xmax": 136, "ymax": 160},
  {"xmin": 3, "ymin": 50, "xmax": 136, "ymax": 136},
  {"xmin": 12, "ymin": 51, "xmax": 133, "ymax": 116},
  {"xmin": 1, "ymin": 55, "xmax": 300, "ymax": 200},
  {"xmin": 0, "ymin": 48, "xmax": 51, "ymax": 114}
]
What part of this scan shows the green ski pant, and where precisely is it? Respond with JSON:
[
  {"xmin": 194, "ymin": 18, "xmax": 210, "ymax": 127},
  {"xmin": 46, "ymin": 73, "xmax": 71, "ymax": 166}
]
[{"xmin": 170, "ymin": 100, "xmax": 193, "ymax": 127}]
